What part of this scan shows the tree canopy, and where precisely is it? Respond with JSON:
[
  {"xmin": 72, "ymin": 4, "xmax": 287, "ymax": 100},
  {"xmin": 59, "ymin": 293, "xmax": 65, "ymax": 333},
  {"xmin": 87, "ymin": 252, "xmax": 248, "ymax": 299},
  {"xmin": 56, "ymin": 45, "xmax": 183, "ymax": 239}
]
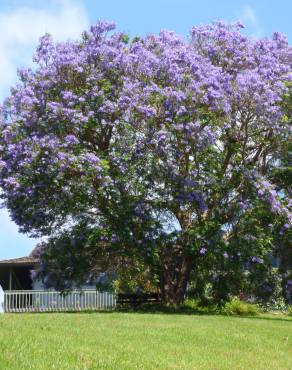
[{"xmin": 0, "ymin": 21, "xmax": 291, "ymax": 304}]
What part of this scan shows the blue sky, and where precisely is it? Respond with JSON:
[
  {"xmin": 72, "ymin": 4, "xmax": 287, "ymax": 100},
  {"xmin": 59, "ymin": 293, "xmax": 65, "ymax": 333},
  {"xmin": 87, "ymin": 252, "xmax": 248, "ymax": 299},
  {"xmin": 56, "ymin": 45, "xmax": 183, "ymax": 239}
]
[{"xmin": 0, "ymin": 0, "xmax": 291, "ymax": 259}]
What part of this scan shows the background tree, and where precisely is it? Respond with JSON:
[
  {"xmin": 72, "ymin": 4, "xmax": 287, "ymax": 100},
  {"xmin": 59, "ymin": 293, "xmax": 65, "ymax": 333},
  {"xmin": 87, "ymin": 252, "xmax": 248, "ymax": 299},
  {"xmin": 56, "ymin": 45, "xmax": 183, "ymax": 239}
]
[{"xmin": 0, "ymin": 22, "xmax": 291, "ymax": 304}]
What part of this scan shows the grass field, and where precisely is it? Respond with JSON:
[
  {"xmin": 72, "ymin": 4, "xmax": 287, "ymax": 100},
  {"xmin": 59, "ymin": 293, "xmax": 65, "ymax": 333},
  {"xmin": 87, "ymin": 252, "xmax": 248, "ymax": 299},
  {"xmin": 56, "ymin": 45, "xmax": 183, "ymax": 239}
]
[{"xmin": 0, "ymin": 312, "xmax": 291, "ymax": 370}]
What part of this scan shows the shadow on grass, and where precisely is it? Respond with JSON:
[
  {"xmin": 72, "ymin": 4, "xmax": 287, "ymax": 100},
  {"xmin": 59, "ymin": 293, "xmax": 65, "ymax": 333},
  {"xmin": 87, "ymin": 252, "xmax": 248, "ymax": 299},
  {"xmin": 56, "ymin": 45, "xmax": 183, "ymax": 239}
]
[
  {"xmin": 114, "ymin": 306, "xmax": 292, "ymax": 322},
  {"xmin": 16, "ymin": 304, "xmax": 292, "ymax": 322}
]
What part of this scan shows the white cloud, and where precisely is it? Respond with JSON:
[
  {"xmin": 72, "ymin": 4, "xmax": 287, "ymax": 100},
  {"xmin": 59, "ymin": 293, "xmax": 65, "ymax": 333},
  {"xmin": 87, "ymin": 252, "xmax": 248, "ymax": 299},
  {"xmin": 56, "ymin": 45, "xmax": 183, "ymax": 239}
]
[
  {"xmin": 0, "ymin": 0, "xmax": 89, "ymax": 100},
  {"xmin": 239, "ymin": 4, "xmax": 263, "ymax": 38}
]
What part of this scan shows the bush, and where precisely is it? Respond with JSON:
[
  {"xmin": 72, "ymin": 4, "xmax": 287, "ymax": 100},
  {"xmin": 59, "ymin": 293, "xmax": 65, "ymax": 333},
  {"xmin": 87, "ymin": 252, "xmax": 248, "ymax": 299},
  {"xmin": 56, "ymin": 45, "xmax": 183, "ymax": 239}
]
[
  {"xmin": 260, "ymin": 297, "xmax": 288, "ymax": 312},
  {"xmin": 287, "ymin": 306, "xmax": 292, "ymax": 317},
  {"xmin": 224, "ymin": 297, "xmax": 260, "ymax": 316}
]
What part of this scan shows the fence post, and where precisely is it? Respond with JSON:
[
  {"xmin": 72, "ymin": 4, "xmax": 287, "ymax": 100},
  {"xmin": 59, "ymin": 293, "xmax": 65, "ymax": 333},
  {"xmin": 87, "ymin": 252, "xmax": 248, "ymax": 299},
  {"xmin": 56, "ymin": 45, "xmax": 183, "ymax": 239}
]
[{"xmin": 0, "ymin": 285, "xmax": 4, "ymax": 313}]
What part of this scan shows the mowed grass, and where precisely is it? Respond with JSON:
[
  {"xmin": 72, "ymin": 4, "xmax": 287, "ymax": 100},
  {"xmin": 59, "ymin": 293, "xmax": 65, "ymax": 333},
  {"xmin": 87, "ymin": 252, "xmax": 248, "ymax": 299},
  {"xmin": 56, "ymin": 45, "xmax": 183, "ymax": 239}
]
[{"xmin": 0, "ymin": 312, "xmax": 292, "ymax": 370}]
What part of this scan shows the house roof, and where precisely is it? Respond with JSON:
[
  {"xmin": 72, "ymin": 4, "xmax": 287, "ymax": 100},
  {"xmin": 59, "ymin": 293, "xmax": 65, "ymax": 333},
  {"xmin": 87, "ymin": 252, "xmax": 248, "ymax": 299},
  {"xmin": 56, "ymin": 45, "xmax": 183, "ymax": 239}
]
[{"xmin": 0, "ymin": 256, "xmax": 39, "ymax": 267}]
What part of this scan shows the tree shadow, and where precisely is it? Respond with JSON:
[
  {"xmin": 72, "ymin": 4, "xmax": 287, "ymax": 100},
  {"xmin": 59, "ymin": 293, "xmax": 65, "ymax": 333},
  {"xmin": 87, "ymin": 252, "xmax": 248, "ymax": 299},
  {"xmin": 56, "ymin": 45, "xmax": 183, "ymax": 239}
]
[
  {"xmin": 126, "ymin": 308, "xmax": 287, "ymax": 322},
  {"xmin": 19, "ymin": 305, "xmax": 292, "ymax": 323},
  {"xmin": 112, "ymin": 307, "xmax": 292, "ymax": 322}
]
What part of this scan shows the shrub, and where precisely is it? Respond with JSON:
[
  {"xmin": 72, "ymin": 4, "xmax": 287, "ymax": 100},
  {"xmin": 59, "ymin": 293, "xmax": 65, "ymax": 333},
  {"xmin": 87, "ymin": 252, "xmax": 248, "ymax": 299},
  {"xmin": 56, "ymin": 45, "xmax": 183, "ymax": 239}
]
[
  {"xmin": 224, "ymin": 297, "xmax": 260, "ymax": 316},
  {"xmin": 287, "ymin": 306, "xmax": 292, "ymax": 317},
  {"xmin": 260, "ymin": 297, "xmax": 287, "ymax": 312}
]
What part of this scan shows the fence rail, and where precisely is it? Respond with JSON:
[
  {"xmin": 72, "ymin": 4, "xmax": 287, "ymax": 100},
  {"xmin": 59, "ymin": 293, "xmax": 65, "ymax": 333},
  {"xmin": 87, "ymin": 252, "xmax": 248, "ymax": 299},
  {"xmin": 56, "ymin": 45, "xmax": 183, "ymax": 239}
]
[
  {"xmin": 3, "ymin": 290, "xmax": 116, "ymax": 313},
  {"xmin": 117, "ymin": 293, "xmax": 161, "ymax": 307}
]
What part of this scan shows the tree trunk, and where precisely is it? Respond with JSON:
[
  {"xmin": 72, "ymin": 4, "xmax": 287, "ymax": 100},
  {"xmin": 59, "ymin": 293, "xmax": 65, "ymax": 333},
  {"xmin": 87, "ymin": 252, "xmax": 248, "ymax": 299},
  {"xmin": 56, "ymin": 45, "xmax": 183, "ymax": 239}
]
[{"xmin": 159, "ymin": 251, "xmax": 194, "ymax": 305}]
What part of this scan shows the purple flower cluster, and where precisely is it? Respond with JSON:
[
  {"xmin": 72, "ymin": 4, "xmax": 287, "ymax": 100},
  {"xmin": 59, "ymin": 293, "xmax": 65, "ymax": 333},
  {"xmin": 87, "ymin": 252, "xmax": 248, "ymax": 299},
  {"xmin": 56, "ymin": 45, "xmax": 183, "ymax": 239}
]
[
  {"xmin": 255, "ymin": 178, "xmax": 291, "ymax": 226},
  {"xmin": 0, "ymin": 20, "xmax": 291, "ymax": 239},
  {"xmin": 251, "ymin": 256, "xmax": 263, "ymax": 264}
]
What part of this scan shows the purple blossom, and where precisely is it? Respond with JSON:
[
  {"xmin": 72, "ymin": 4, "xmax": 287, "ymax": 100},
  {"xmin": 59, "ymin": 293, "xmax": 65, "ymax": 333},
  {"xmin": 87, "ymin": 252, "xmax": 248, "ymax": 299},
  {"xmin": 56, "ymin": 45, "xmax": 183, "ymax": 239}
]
[
  {"xmin": 156, "ymin": 130, "xmax": 167, "ymax": 142},
  {"xmin": 199, "ymin": 247, "xmax": 207, "ymax": 255},
  {"xmin": 111, "ymin": 234, "xmax": 119, "ymax": 243},
  {"xmin": 252, "ymin": 256, "xmax": 263, "ymax": 264},
  {"xmin": 64, "ymin": 135, "xmax": 79, "ymax": 145},
  {"xmin": 0, "ymin": 20, "xmax": 291, "ymax": 286}
]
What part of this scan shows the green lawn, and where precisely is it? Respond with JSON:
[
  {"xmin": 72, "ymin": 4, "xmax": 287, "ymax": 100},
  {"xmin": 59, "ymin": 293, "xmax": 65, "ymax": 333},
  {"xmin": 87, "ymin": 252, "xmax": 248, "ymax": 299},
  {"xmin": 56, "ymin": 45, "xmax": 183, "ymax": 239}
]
[{"xmin": 0, "ymin": 312, "xmax": 291, "ymax": 370}]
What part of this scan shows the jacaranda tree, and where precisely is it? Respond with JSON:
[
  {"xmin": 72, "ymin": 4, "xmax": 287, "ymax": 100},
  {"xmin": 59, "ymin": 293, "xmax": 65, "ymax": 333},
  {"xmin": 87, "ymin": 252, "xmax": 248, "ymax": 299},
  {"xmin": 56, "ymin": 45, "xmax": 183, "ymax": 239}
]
[{"xmin": 0, "ymin": 22, "xmax": 291, "ymax": 304}]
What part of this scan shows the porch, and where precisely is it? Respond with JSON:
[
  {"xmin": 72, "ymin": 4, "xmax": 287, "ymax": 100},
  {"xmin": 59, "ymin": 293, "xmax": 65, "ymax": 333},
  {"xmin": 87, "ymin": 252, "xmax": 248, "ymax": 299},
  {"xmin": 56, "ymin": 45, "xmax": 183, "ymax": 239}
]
[{"xmin": 0, "ymin": 256, "xmax": 38, "ymax": 291}]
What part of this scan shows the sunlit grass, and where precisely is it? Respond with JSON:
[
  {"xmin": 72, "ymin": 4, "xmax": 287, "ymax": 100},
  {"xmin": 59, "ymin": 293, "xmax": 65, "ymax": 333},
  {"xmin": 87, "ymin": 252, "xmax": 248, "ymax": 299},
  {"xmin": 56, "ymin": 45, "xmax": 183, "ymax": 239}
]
[{"xmin": 0, "ymin": 312, "xmax": 291, "ymax": 369}]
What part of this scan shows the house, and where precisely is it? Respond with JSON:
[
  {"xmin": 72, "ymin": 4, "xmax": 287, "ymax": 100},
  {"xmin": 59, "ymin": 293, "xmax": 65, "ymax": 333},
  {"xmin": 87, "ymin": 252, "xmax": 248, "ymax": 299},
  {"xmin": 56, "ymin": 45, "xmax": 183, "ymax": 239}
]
[
  {"xmin": 0, "ymin": 248, "xmax": 155, "ymax": 313},
  {"xmin": 0, "ymin": 247, "xmax": 117, "ymax": 312},
  {"xmin": 0, "ymin": 254, "xmax": 38, "ymax": 291},
  {"xmin": 0, "ymin": 246, "xmax": 106, "ymax": 291}
]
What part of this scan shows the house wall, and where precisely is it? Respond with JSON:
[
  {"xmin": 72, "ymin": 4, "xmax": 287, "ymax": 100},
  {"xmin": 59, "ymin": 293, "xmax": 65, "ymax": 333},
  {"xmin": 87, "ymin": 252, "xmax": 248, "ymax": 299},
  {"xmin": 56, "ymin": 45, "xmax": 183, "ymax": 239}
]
[
  {"xmin": 32, "ymin": 273, "xmax": 108, "ymax": 290},
  {"xmin": 32, "ymin": 279, "xmax": 44, "ymax": 290},
  {"xmin": 32, "ymin": 279, "xmax": 101, "ymax": 291}
]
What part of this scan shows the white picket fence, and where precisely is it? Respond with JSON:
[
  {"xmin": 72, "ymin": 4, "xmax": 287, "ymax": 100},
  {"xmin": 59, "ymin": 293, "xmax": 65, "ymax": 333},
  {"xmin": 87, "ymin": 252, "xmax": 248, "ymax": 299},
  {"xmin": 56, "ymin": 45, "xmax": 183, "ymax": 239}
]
[{"xmin": 3, "ymin": 290, "xmax": 116, "ymax": 313}]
